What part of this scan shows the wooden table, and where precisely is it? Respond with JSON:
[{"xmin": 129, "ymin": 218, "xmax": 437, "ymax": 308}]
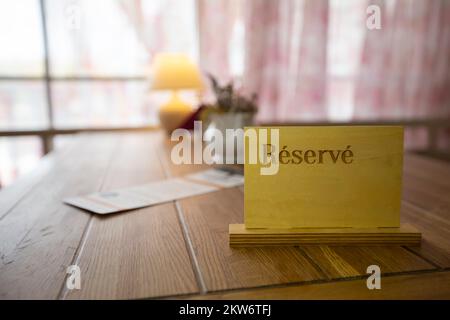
[{"xmin": 0, "ymin": 132, "xmax": 449, "ymax": 299}]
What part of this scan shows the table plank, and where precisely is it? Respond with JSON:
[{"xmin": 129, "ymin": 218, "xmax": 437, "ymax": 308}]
[
  {"xmin": 401, "ymin": 155, "xmax": 450, "ymax": 268},
  {"xmin": 402, "ymin": 153, "xmax": 450, "ymax": 214},
  {"xmin": 174, "ymin": 189, "xmax": 325, "ymax": 291},
  {"xmin": 0, "ymin": 152, "xmax": 56, "ymax": 221},
  {"xmin": 0, "ymin": 135, "xmax": 118, "ymax": 299},
  {"xmin": 402, "ymin": 174, "xmax": 450, "ymax": 211},
  {"xmin": 191, "ymin": 271, "xmax": 450, "ymax": 300},
  {"xmin": 402, "ymin": 202, "xmax": 450, "ymax": 268},
  {"xmin": 300, "ymin": 245, "xmax": 434, "ymax": 279},
  {"xmin": 404, "ymin": 153, "xmax": 450, "ymax": 189},
  {"xmin": 64, "ymin": 133, "xmax": 199, "ymax": 299}
]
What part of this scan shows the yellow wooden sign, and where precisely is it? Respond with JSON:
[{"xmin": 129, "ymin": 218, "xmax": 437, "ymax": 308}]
[{"xmin": 244, "ymin": 126, "xmax": 404, "ymax": 229}]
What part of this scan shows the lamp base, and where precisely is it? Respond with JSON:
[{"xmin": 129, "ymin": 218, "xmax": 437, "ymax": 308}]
[{"xmin": 158, "ymin": 91, "xmax": 193, "ymax": 135}]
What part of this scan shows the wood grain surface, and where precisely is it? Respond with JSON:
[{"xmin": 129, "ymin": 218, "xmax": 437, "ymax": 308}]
[
  {"xmin": 0, "ymin": 132, "xmax": 448, "ymax": 299},
  {"xmin": 0, "ymin": 135, "xmax": 118, "ymax": 299},
  {"xmin": 64, "ymin": 133, "xmax": 198, "ymax": 299},
  {"xmin": 402, "ymin": 155, "xmax": 450, "ymax": 268}
]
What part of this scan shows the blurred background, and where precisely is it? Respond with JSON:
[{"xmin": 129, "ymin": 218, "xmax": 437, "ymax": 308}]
[{"xmin": 0, "ymin": 0, "xmax": 449, "ymax": 187}]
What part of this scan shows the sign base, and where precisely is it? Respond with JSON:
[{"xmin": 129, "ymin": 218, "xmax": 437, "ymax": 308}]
[{"xmin": 229, "ymin": 224, "xmax": 421, "ymax": 247}]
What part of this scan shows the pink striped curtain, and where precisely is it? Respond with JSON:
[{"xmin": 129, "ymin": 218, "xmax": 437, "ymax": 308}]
[
  {"xmin": 243, "ymin": 0, "xmax": 329, "ymax": 122},
  {"xmin": 119, "ymin": 0, "xmax": 450, "ymax": 124},
  {"xmin": 355, "ymin": 0, "xmax": 450, "ymax": 150},
  {"xmin": 119, "ymin": 0, "xmax": 198, "ymax": 58},
  {"xmin": 355, "ymin": 0, "xmax": 450, "ymax": 120},
  {"xmin": 199, "ymin": 0, "xmax": 449, "ymax": 151},
  {"xmin": 197, "ymin": 0, "xmax": 236, "ymax": 82}
]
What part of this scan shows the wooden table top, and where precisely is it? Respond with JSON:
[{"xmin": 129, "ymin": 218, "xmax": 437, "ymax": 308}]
[{"xmin": 0, "ymin": 132, "xmax": 449, "ymax": 300}]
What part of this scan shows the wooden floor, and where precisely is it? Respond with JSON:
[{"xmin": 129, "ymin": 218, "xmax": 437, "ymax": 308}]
[{"xmin": 0, "ymin": 131, "xmax": 449, "ymax": 299}]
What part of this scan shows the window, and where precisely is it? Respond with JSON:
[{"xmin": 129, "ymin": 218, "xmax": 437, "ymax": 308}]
[{"xmin": 0, "ymin": 0, "xmax": 198, "ymax": 187}]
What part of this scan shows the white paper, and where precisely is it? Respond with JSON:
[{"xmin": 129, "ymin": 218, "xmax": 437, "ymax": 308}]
[
  {"xmin": 186, "ymin": 168, "xmax": 244, "ymax": 188},
  {"xmin": 64, "ymin": 168, "xmax": 243, "ymax": 214}
]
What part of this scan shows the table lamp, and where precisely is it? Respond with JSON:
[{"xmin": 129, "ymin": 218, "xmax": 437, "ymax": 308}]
[{"xmin": 150, "ymin": 53, "xmax": 203, "ymax": 134}]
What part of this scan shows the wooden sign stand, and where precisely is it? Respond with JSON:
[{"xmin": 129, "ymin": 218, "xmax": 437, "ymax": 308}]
[
  {"xmin": 229, "ymin": 126, "xmax": 422, "ymax": 247},
  {"xmin": 229, "ymin": 224, "xmax": 421, "ymax": 247}
]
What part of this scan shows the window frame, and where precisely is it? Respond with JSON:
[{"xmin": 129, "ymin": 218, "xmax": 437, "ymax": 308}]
[{"xmin": 0, "ymin": 0, "xmax": 155, "ymax": 155}]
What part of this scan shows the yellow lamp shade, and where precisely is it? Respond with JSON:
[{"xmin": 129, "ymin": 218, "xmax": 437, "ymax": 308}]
[{"xmin": 150, "ymin": 53, "xmax": 203, "ymax": 90}]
